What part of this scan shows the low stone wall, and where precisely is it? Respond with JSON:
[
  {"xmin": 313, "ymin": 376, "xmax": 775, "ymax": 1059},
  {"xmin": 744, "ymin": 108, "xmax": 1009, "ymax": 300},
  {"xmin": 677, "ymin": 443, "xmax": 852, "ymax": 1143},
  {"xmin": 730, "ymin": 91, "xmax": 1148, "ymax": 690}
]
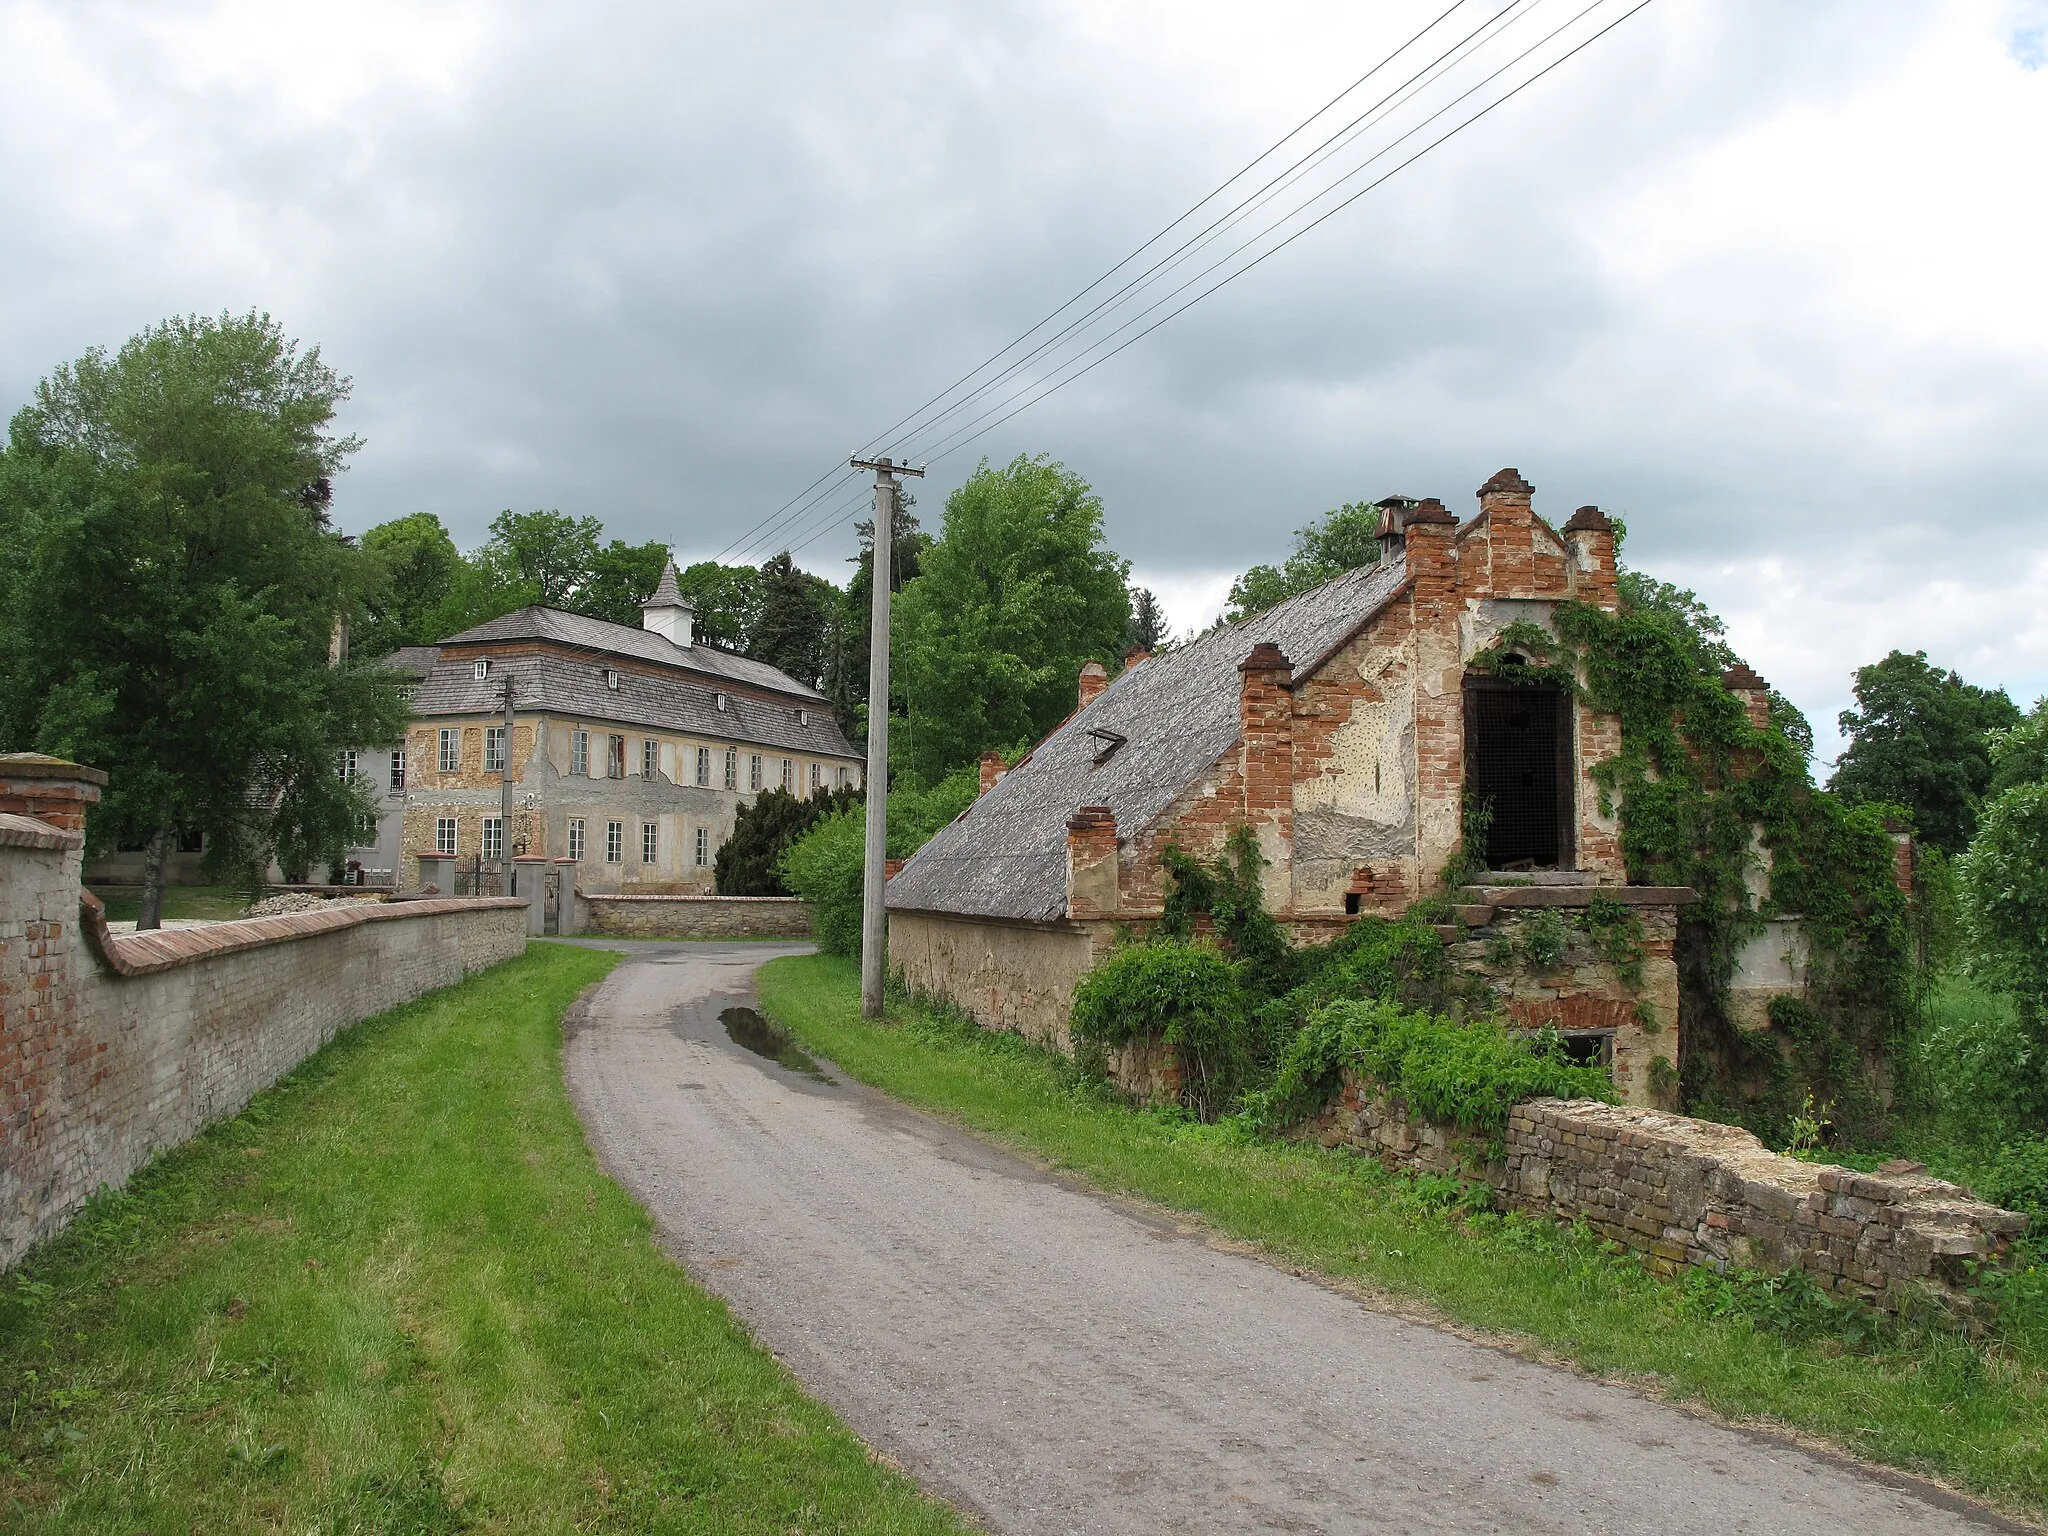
[
  {"xmin": 2, "ymin": 792, "xmax": 527, "ymax": 1269},
  {"xmin": 888, "ymin": 909, "xmax": 1099, "ymax": 1049},
  {"xmin": 1312, "ymin": 1073, "xmax": 2027, "ymax": 1321},
  {"xmin": 582, "ymin": 893, "xmax": 813, "ymax": 939}
]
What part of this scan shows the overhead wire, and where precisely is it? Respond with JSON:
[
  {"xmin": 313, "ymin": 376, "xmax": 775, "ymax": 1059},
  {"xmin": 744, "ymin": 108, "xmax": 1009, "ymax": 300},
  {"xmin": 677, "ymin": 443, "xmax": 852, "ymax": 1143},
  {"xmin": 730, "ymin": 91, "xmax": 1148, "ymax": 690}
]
[{"xmin": 732, "ymin": 0, "xmax": 1658, "ymax": 565}]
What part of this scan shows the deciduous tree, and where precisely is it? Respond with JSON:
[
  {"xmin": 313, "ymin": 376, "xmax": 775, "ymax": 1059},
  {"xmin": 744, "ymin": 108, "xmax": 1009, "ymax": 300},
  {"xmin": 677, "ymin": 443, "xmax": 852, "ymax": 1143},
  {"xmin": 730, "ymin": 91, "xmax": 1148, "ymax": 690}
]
[{"xmin": 1831, "ymin": 650, "xmax": 2020, "ymax": 854}]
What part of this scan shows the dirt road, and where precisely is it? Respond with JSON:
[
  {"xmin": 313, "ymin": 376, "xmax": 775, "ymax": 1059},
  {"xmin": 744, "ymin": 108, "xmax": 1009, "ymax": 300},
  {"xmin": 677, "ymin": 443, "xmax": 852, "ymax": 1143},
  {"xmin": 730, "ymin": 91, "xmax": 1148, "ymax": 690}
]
[{"xmin": 561, "ymin": 941, "xmax": 2016, "ymax": 1535}]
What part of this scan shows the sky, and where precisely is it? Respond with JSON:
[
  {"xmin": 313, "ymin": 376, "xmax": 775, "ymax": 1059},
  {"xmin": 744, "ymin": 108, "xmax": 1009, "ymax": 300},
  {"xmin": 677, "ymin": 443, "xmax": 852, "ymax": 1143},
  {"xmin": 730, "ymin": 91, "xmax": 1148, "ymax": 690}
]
[{"xmin": 3, "ymin": 0, "xmax": 2045, "ymax": 764}]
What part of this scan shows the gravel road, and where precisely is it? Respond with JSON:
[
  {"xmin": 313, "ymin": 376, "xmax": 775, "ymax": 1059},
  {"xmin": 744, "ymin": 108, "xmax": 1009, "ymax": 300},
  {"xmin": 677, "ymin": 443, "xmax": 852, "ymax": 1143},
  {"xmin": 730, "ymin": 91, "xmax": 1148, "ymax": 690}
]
[{"xmin": 560, "ymin": 940, "xmax": 2019, "ymax": 1535}]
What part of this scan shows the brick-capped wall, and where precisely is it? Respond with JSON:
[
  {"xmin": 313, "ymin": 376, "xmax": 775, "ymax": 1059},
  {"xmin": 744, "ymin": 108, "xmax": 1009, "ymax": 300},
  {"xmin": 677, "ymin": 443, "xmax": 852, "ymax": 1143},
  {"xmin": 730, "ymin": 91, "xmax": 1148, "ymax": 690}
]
[
  {"xmin": 581, "ymin": 893, "xmax": 813, "ymax": 939},
  {"xmin": 1, "ymin": 812, "xmax": 527, "ymax": 1270},
  {"xmin": 1312, "ymin": 1075, "xmax": 2026, "ymax": 1321}
]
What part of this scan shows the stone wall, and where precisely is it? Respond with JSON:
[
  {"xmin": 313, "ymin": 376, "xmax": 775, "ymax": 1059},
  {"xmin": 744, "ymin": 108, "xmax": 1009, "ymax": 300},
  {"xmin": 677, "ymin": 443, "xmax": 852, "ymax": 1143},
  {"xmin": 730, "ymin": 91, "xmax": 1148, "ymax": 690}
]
[
  {"xmin": 889, "ymin": 909, "xmax": 1099, "ymax": 1050},
  {"xmin": 0, "ymin": 766, "xmax": 527, "ymax": 1269},
  {"xmin": 1312, "ymin": 1074, "xmax": 2026, "ymax": 1320},
  {"xmin": 582, "ymin": 893, "xmax": 813, "ymax": 939}
]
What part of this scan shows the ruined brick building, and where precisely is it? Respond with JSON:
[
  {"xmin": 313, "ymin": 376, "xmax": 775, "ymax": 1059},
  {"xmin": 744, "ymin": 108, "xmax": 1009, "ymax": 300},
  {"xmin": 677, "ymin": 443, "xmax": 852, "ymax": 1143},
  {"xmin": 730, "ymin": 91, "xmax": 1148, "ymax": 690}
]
[
  {"xmin": 888, "ymin": 470, "xmax": 1723, "ymax": 1105},
  {"xmin": 394, "ymin": 562, "xmax": 862, "ymax": 895}
]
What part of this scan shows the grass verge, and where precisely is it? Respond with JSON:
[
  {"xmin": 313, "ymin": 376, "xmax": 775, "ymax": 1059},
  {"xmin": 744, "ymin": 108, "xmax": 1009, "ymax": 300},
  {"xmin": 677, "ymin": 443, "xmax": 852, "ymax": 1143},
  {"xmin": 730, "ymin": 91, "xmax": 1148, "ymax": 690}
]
[
  {"xmin": 86, "ymin": 885, "xmax": 248, "ymax": 923},
  {"xmin": 758, "ymin": 952, "xmax": 2048, "ymax": 1523},
  {"xmin": 0, "ymin": 942, "xmax": 964, "ymax": 1535}
]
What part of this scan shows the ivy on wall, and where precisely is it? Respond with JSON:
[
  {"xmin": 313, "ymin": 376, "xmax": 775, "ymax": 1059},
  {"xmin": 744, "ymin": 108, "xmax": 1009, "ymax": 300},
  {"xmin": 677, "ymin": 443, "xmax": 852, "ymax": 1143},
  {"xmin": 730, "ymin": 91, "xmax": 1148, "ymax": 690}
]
[{"xmin": 1470, "ymin": 608, "xmax": 1913, "ymax": 1144}]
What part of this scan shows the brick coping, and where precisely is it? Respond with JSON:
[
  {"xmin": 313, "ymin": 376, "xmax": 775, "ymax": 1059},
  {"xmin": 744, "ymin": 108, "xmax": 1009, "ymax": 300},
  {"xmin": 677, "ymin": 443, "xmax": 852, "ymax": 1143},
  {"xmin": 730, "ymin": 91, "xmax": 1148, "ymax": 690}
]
[
  {"xmin": 78, "ymin": 890, "xmax": 527, "ymax": 978},
  {"xmin": 0, "ymin": 812, "xmax": 82, "ymax": 852},
  {"xmin": 582, "ymin": 893, "xmax": 806, "ymax": 905},
  {"xmin": 0, "ymin": 753, "xmax": 109, "ymax": 786}
]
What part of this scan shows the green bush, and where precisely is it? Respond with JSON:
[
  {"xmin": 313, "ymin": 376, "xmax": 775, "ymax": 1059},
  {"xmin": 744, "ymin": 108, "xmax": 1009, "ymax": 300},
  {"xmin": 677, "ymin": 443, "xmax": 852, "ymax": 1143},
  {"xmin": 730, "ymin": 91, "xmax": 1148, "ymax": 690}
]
[
  {"xmin": 1976, "ymin": 1139, "xmax": 2048, "ymax": 1233},
  {"xmin": 776, "ymin": 769, "xmax": 980, "ymax": 958},
  {"xmin": 1070, "ymin": 940, "xmax": 1251, "ymax": 1117},
  {"xmin": 1242, "ymin": 998, "xmax": 1617, "ymax": 1137},
  {"xmin": 715, "ymin": 785, "xmax": 858, "ymax": 896},
  {"xmin": 1909, "ymin": 973, "xmax": 2048, "ymax": 1145}
]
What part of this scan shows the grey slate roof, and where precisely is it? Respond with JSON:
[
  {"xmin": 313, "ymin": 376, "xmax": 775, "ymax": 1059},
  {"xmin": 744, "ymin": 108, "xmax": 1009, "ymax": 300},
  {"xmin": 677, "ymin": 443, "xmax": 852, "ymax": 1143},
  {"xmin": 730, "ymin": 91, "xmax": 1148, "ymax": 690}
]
[
  {"xmin": 398, "ymin": 607, "xmax": 858, "ymax": 760},
  {"xmin": 887, "ymin": 555, "xmax": 1409, "ymax": 922},
  {"xmin": 441, "ymin": 605, "xmax": 825, "ymax": 699},
  {"xmin": 641, "ymin": 560, "xmax": 692, "ymax": 610}
]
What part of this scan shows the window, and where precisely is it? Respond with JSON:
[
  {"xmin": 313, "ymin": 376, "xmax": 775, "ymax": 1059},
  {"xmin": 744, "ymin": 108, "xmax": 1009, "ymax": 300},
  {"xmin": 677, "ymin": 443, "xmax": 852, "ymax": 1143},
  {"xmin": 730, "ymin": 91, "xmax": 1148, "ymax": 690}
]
[
  {"xmin": 605, "ymin": 668, "xmax": 621, "ymax": 691},
  {"xmin": 723, "ymin": 749, "xmax": 738, "ymax": 790},
  {"xmin": 1463, "ymin": 679, "xmax": 1572, "ymax": 871},
  {"xmin": 781, "ymin": 757, "xmax": 793, "ymax": 791},
  {"xmin": 748, "ymin": 754, "xmax": 762, "ymax": 791},
  {"xmin": 439, "ymin": 727, "xmax": 460, "ymax": 773},
  {"xmin": 482, "ymin": 816, "xmax": 503, "ymax": 861},
  {"xmin": 642, "ymin": 738, "xmax": 658, "ymax": 778},
  {"xmin": 837, "ymin": 766, "xmax": 850, "ymax": 789},
  {"xmin": 568, "ymin": 818, "xmax": 585, "ymax": 862},
  {"xmin": 435, "ymin": 817, "xmax": 458, "ymax": 856},
  {"xmin": 641, "ymin": 822, "xmax": 658, "ymax": 864},
  {"xmin": 695, "ymin": 746, "xmax": 711, "ymax": 787},
  {"xmin": 339, "ymin": 749, "xmax": 360, "ymax": 782},
  {"xmin": 474, "ymin": 658, "xmax": 490, "ymax": 679},
  {"xmin": 176, "ymin": 828, "xmax": 205, "ymax": 853},
  {"xmin": 608, "ymin": 734, "xmax": 626, "ymax": 779},
  {"xmin": 714, "ymin": 692, "xmax": 728, "ymax": 712},
  {"xmin": 694, "ymin": 826, "xmax": 708, "ymax": 866},
  {"xmin": 390, "ymin": 749, "xmax": 406, "ymax": 791},
  {"xmin": 485, "ymin": 726, "xmax": 506, "ymax": 773},
  {"xmin": 810, "ymin": 763, "xmax": 823, "ymax": 794},
  {"xmin": 797, "ymin": 708, "xmax": 809, "ymax": 726},
  {"xmin": 571, "ymin": 729, "xmax": 590, "ymax": 776},
  {"xmin": 605, "ymin": 821, "xmax": 623, "ymax": 863}
]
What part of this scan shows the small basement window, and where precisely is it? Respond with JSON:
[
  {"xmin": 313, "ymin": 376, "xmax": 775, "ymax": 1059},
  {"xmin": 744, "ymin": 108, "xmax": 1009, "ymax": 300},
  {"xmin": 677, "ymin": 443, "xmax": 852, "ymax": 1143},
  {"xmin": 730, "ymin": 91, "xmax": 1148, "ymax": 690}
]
[{"xmin": 1557, "ymin": 1031, "xmax": 1614, "ymax": 1068}]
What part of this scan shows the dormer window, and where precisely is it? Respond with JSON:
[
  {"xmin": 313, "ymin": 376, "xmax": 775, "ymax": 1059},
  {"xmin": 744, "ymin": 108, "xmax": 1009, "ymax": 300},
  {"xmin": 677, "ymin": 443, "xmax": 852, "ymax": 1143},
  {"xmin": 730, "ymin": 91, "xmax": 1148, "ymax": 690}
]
[
  {"xmin": 796, "ymin": 708, "xmax": 809, "ymax": 726},
  {"xmin": 474, "ymin": 658, "xmax": 490, "ymax": 680},
  {"xmin": 605, "ymin": 668, "xmax": 621, "ymax": 691},
  {"xmin": 715, "ymin": 692, "xmax": 729, "ymax": 712}
]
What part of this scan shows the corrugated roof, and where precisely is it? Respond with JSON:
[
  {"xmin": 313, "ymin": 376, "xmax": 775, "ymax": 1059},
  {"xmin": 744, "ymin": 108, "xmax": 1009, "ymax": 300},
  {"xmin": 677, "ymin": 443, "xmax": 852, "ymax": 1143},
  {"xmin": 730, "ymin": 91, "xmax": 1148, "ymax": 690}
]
[
  {"xmin": 439, "ymin": 605, "xmax": 825, "ymax": 700},
  {"xmin": 887, "ymin": 555, "xmax": 1408, "ymax": 922}
]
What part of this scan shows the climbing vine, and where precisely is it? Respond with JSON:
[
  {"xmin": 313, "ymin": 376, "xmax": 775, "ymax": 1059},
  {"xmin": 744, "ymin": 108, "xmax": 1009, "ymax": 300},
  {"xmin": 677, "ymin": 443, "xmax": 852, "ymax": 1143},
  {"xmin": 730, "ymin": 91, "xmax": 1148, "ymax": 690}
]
[{"xmin": 1470, "ymin": 607, "xmax": 1914, "ymax": 1144}]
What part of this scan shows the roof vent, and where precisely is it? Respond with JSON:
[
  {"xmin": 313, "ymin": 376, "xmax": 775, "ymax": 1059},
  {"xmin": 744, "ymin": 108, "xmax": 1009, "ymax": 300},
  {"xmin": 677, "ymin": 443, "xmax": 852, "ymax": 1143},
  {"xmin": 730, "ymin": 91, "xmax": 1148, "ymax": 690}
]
[
  {"xmin": 605, "ymin": 668, "xmax": 621, "ymax": 691},
  {"xmin": 797, "ymin": 708, "xmax": 809, "ymax": 726},
  {"xmin": 474, "ymin": 658, "xmax": 490, "ymax": 679},
  {"xmin": 715, "ymin": 692, "xmax": 729, "ymax": 712}
]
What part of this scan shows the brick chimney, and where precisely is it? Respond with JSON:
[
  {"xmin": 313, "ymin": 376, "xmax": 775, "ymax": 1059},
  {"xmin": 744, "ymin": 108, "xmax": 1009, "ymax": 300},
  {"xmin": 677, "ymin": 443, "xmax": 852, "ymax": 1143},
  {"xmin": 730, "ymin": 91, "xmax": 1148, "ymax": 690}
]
[
  {"xmin": 979, "ymin": 749, "xmax": 1008, "ymax": 795},
  {"xmin": 1238, "ymin": 643, "xmax": 1294, "ymax": 832},
  {"xmin": 1562, "ymin": 504, "xmax": 1619, "ymax": 609},
  {"xmin": 0, "ymin": 754, "xmax": 106, "ymax": 835},
  {"xmin": 1477, "ymin": 467, "xmax": 1535, "ymax": 521},
  {"xmin": 1066, "ymin": 805, "xmax": 1120, "ymax": 919},
  {"xmin": 1400, "ymin": 497, "xmax": 1458, "ymax": 595},
  {"xmin": 1722, "ymin": 664, "xmax": 1772, "ymax": 731},
  {"xmin": 1123, "ymin": 644, "xmax": 1151, "ymax": 670},
  {"xmin": 1078, "ymin": 659, "xmax": 1110, "ymax": 709},
  {"xmin": 1374, "ymin": 496, "xmax": 1419, "ymax": 563},
  {"xmin": 1886, "ymin": 821, "xmax": 1915, "ymax": 898}
]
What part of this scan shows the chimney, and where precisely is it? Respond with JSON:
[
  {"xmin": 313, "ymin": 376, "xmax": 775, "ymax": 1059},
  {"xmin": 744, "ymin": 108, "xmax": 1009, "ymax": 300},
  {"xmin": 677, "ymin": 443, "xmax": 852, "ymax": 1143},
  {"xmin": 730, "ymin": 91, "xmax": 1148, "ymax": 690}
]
[
  {"xmin": 1066, "ymin": 805, "xmax": 1120, "ymax": 919},
  {"xmin": 1561, "ymin": 504, "xmax": 1618, "ymax": 609},
  {"xmin": 1238, "ymin": 643, "xmax": 1294, "ymax": 829},
  {"xmin": 1123, "ymin": 644, "xmax": 1151, "ymax": 670},
  {"xmin": 1477, "ymin": 467, "xmax": 1535, "ymax": 522},
  {"xmin": 1374, "ymin": 496, "xmax": 1418, "ymax": 563},
  {"xmin": 328, "ymin": 613, "xmax": 350, "ymax": 666},
  {"xmin": 1078, "ymin": 659, "xmax": 1110, "ymax": 709},
  {"xmin": 1400, "ymin": 497, "xmax": 1458, "ymax": 594},
  {"xmin": 640, "ymin": 560, "xmax": 695, "ymax": 648},
  {"xmin": 1885, "ymin": 821, "xmax": 1915, "ymax": 899},
  {"xmin": 1722, "ymin": 664, "xmax": 1772, "ymax": 731},
  {"xmin": 979, "ymin": 749, "xmax": 1008, "ymax": 795}
]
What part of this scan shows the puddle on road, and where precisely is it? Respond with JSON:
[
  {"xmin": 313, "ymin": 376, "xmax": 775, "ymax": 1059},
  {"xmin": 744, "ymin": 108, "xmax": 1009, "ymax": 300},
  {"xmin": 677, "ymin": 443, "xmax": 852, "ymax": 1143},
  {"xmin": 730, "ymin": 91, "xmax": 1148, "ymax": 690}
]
[{"xmin": 719, "ymin": 1007, "xmax": 836, "ymax": 1084}]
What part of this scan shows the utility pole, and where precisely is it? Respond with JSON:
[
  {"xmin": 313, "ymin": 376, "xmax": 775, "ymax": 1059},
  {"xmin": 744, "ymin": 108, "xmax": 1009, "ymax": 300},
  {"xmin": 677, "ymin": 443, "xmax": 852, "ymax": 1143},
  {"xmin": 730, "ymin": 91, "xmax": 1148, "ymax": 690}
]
[
  {"xmin": 851, "ymin": 453, "xmax": 925, "ymax": 1019},
  {"xmin": 500, "ymin": 671, "xmax": 516, "ymax": 898}
]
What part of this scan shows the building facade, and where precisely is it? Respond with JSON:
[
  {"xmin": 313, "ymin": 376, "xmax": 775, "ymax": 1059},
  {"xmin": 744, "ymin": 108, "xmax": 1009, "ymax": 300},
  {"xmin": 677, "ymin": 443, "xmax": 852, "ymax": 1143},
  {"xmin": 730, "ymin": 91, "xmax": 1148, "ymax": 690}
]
[
  {"xmin": 394, "ymin": 564, "xmax": 861, "ymax": 894},
  {"xmin": 887, "ymin": 469, "xmax": 1710, "ymax": 1106}
]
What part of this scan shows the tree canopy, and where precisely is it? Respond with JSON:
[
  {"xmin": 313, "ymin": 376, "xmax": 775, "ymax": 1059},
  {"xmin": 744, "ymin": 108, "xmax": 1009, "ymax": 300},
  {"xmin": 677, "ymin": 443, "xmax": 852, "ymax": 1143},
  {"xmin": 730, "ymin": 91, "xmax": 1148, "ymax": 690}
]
[
  {"xmin": 1223, "ymin": 499, "xmax": 1383, "ymax": 623},
  {"xmin": 891, "ymin": 454, "xmax": 1131, "ymax": 783},
  {"xmin": 1830, "ymin": 650, "xmax": 2020, "ymax": 854},
  {"xmin": 0, "ymin": 312, "xmax": 408, "ymax": 923}
]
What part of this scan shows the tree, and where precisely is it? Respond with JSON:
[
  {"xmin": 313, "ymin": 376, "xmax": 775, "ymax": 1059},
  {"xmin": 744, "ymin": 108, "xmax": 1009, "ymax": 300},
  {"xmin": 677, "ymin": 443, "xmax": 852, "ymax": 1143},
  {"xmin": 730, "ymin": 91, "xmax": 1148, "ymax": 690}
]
[
  {"xmin": 1830, "ymin": 650, "xmax": 2020, "ymax": 855},
  {"xmin": 480, "ymin": 508, "xmax": 602, "ymax": 606},
  {"xmin": 357, "ymin": 512, "xmax": 460, "ymax": 653},
  {"xmin": 1127, "ymin": 586, "xmax": 1169, "ymax": 653},
  {"xmin": 825, "ymin": 493, "xmax": 928, "ymax": 743},
  {"xmin": 675, "ymin": 560, "xmax": 764, "ymax": 650},
  {"xmin": 1958, "ymin": 780, "xmax": 2048, "ymax": 1020},
  {"xmin": 0, "ymin": 312, "xmax": 408, "ymax": 926},
  {"xmin": 750, "ymin": 552, "xmax": 838, "ymax": 690},
  {"xmin": 892, "ymin": 454, "xmax": 1131, "ymax": 783},
  {"xmin": 1989, "ymin": 699, "xmax": 2048, "ymax": 800},
  {"xmin": 714, "ymin": 783, "xmax": 858, "ymax": 896},
  {"xmin": 575, "ymin": 538, "xmax": 671, "ymax": 628},
  {"xmin": 1223, "ymin": 499, "xmax": 1382, "ymax": 623}
]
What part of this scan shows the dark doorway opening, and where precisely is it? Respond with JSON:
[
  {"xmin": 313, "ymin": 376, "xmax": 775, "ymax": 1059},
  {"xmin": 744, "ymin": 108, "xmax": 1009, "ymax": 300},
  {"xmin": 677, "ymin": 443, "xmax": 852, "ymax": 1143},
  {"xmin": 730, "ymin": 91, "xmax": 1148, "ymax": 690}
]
[{"xmin": 1464, "ymin": 679, "xmax": 1573, "ymax": 870}]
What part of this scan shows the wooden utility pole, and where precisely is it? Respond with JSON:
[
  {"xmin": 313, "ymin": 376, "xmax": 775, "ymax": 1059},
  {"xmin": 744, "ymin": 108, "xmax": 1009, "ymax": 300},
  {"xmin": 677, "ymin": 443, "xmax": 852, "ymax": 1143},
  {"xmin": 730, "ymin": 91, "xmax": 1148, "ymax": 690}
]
[
  {"xmin": 500, "ymin": 671, "xmax": 516, "ymax": 897},
  {"xmin": 851, "ymin": 454, "xmax": 925, "ymax": 1018}
]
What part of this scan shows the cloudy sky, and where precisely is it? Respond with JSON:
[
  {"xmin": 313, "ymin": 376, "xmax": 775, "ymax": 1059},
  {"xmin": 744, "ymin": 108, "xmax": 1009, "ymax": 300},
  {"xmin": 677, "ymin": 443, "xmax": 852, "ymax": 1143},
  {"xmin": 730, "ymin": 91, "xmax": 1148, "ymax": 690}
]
[{"xmin": 4, "ymin": 0, "xmax": 2044, "ymax": 760}]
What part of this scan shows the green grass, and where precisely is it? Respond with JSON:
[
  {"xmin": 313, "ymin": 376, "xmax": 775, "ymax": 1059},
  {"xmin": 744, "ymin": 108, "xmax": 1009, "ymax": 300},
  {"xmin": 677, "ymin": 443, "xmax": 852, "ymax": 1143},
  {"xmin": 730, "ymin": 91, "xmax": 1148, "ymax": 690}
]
[
  {"xmin": 0, "ymin": 944, "xmax": 964, "ymax": 1535},
  {"xmin": 759, "ymin": 953, "xmax": 2048, "ymax": 1523},
  {"xmin": 85, "ymin": 885, "xmax": 249, "ymax": 924}
]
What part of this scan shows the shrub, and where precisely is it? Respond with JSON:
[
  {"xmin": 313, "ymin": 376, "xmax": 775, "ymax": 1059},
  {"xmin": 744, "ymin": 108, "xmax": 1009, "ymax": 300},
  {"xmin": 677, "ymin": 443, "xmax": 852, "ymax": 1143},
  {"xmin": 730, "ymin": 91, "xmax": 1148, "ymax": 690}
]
[
  {"xmin": 775, "ymin": 769, "xmax": 981, "ymax": 958},
  {"xmin": 1975, "ymin": 1138, "xmax": 2048, "ymax": 1233},
  {"xmin": 1909, "ymin": 973, "xmax": 2048, "ymax": 1145},
  {"xmin": 1070, "ymin": 940, "xmax": 1250, "ymax": 1116},
  {"xmin": 715, "ymin": 785, "xmax": 858, "ymax": 896},
  {"xmin": 1241, "ymin": 998, "xmax": 1618, "ymax": 1137}
]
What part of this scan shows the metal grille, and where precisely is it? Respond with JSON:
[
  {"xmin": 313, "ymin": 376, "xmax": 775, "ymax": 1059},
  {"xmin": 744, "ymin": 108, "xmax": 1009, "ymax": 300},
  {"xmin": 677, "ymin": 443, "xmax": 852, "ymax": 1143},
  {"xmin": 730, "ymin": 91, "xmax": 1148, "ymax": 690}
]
[{"xmin": 1465, "ymin": 686, "xmax": 1563, "ymax": 869}]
